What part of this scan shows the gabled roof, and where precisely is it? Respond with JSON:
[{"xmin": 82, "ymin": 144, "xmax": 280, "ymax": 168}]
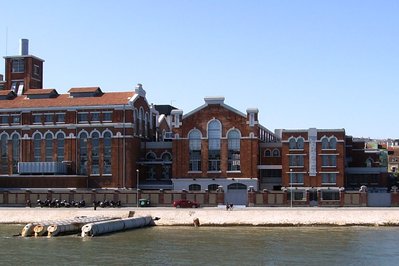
[
  {"xmin": 68, "ymin": 87, "xmax": 102, "ymax": 93},
  {"xmin": 183, "ymin": 97, "xmax": 246, "ymax": 119}
]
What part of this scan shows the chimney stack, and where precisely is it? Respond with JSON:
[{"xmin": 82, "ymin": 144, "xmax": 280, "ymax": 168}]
[{"xmin": 20, "ymin": 39, "xmax": 29, "ymax": 55}]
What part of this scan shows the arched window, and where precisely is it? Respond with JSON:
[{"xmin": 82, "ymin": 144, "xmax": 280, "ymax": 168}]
[
  {"xmin": 321, "ymin": 137, "xmax": 329, "ymax": 149},
  {"xmin": 56, "ymin": 132, "xmax": 65, "ymax": 162},
  {"xmin": 189, "ymin": 130, "xmax": 201, "ymax": 171},
  {"xmin": 189, "ymin": 184, "xmax": 201, "ymax": 191},
  {"xmin": 208, "ymin": 120, "xmax": 221, "ymax": 171},
  {"xmin": 0, "ymin": 134, "xmax": 8, "ymax": 174},
  {"xmin": 139, "ymin": 108, "xmax": 144, "ymax": 136},
  {"xmin": 208, "ymin": 184, "xmax": 219, "ymax": 191},
  {"xmin": 12, "ymin": 134, "xmax": 20, "ymax": 174},
  {"xmin": 228, "ymin": 129, "xmax": 240, "ymax": 171},
  {"xmin": 146, "ymin": 152, "xmax": 157, "ymax": 160},
  {"xmin": 91, "ymin": 132, "xmax": 100, "ymax": 174},
  {"xmin": 145, "ymin": 112, "xmax": 149, "ymax": 138},
  {"xmin": 289, "ymin": 138, "xmax": 296, "ymax": 149},
  {"xmin": 45, "ymin": 133, "xmax": 53, "ymax": 162},
  {"xmin": 103, "ymin": 132, "xmax": 112, "ymax": 175},
  {"xmin": 297, "ymin": 137, "xmax": 304, "ymax": 149},
  {"xmin": 227, "ymin": 183, "xmax": 247, "ymax": 190},
  {"xmin": 264, "ymin": 149, "xmax": 272, "ymax": 157},
  {"xmin": 329, "ymin": 137, "xmax": 337, "ymax": 149},
  {"xmin": 272, "ymin": 149, "xmax": 280, "ymax": 157},
  {"xmin": 161, "ymin": 152, "xmax": 172, "ymax": 180},
  {"xmin": 366, "ymin": 158, "xmax": 373, "ymax": 167},
  {"xmin": 134, "ymin": 109, "xmax": 138, "ymax": 135},
  {"xmin": 79, "ymin": 132, "xmax": 88, "ymax": 175},
  {"xmin": 33, "ymin": 133, "xmax": 41, "ymax": 162}
]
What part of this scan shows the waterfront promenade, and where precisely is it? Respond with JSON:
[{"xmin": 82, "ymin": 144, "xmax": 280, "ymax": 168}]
[{"xmin": 1, "ymin": 207, "xmax": 399, "ymax": 226}]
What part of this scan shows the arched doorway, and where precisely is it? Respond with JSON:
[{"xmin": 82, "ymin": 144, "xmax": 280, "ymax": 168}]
[{"xmin": 225, "ymin": 183, "xmax": 248, "ymax": 206}]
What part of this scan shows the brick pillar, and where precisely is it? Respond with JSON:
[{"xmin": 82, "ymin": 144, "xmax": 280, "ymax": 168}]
[
  {"xmin": 47, "ymin": 190, "xmax": 53, "ymax": 201},
  {"xmin": 283, "ymin": 190, "xmax": 288, "ymax": 206},
  {"xmin": 91, "ymin": 189, "xmax": 97, "ymax": 204},
  {"xmin": 216, "ymin": 186, "xmax": 224, "ymax": 205},
  {"xmin": 181, "ymin": 190, "xmax": 187, "ymax": 200},
  {"xmin": 159, "ymin": 189, "xmax": 165, "ymax": 205},
  {"xmin": 317, "ymin": 190, "xmax": 321, "ymax": 207},
  {"xmin": 204, "ymin": 190, "xmax": 210, "ymax": 205},
  {"xmin": 3, "ymin": 191, "xmax": 8, "ymax": 205},
  {"xmin": 340, "ymin": 190, "xmax": 345, "ymax": 207},
  {"xmin": 360, "ymin": 192, "xmax": 368, "ymax": 207},
  {"xmin": 248, "ymin": 191, "xmax": 256, "ymax": 207},
  {"xmin": 262, "ymin": 189, "xmax": 269, "ymax": 206},
  {"xmin": 305, "ymin": 190, "xmax": 310, "ymax": 206}
]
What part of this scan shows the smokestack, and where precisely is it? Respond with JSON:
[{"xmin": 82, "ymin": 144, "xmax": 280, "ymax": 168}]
[{"xmin": 20, "ymin": 39, "xmax": 29, "ymax": 55}]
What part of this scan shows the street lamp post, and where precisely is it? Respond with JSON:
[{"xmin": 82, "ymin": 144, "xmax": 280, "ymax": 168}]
[
  {"xmin": 290, "ymin": 169, "xmax": 293, "ymax": 208},
  {"xmin": 136, "ymin": 169, "xmax": 139, "ymax": 208}
]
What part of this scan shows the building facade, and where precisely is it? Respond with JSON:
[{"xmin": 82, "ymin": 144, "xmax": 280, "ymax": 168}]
[{"xmin": 0, "ymin": 40, "xmax": 393, "ymax": 206}]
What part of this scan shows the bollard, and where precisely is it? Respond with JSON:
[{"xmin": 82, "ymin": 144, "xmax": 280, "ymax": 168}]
[{"xmin": 193, "ymin": 218, "xmax": 200, "ymax": 227}]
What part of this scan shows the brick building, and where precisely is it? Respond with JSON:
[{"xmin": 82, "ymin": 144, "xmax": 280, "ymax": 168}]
[{"xmin": 0, "ymin": 40, "xmax": 393, "ymax": 206}]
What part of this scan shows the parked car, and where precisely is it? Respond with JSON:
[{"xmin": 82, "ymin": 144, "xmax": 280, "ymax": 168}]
[{"xmin": 173, "ymin": 199, "xmax": 200, "ymax": 208}]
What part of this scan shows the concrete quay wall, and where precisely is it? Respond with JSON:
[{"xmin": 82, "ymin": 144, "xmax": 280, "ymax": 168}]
[{"xmin": 1, "ymin": 207, "xmax": 399, "ymax": 226}]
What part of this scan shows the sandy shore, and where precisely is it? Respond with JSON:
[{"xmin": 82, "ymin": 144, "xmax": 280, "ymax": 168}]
[{"xmin": 2, "ymin": 207, "xmax": 399, "ymax": 226}]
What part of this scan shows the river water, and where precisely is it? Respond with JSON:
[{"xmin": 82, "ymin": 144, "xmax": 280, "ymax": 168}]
[{"xmin": 0, "ymin": 225, "xmax": 398, "ymax": 265}]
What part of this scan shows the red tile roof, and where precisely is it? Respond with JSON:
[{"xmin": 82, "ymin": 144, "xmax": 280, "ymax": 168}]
[{"xmin": 0, "ymin": 90, "xmax": 136, "ymax": 109}]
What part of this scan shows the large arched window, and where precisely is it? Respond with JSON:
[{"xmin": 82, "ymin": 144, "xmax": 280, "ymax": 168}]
[
  {"xmin": 321, "ymin": 137, "xmax": 329, "ymax": 149},
  {"xmin": 208, "ymin": 120, "xmax": 221, "ymax": 171},
  {"xmin": 161, "ymin": 152, "xmax": 172, "ymax": 180},
  {"xmin": 228, "ymin": 129, "xmax": 240, "ymax": 171},
  {"xmin": 134, "ymin": 109, "xmax": 138, "ymax": 135},
  {"xmin": 189, "ymin": 129, "xmax": 201, "ymax": 171},
  {"xmin": 329, "ymin": 137, "xmax": 337, "ymax": 149},
  {"xmin": 79, "ymin": 132, "xmax": 88, "ymax": 175},
  {"xmin": 45, "ymin": 133, "xmax": 53, "ymax": 162},
  {"xmin": 297, "ymin": 137, "xmax": 305, "ymax": 149},
  {"xmin": 0, "ymin": 134, "xmax": 8, "ymax": 174},
  {"xmin": 33, "ymin": 133, "xmax": 41, "ymax": 162},
  {"xmin": 139, "ymin": 108, "xmax": 144, "ymax": 136},
  {"xmin": 145, "ymin": 112, "xmax": 149, "ymax": 138},
  {"xmin": 91, "ymin": 132, "xmax": 100, "ymax": 175},
  {"xmin": 12, "ymin": 134, "xmax": 20, "ymax": 174},
  {"xmin": 56, "ymin": 132, "xmax": 65, "ymax": 162},
  {"xmin": 289, "ymin": 138, "xmax": 296, "ymax": 149},
  {"xmin": 103, "ymin": 131, "xmax": 112, "ymax": 175}
]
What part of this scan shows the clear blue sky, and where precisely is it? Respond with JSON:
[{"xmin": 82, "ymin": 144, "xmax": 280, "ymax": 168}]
[{"xmin": 1, "ymin": 1, "xmax": 398, "ymax": 139}]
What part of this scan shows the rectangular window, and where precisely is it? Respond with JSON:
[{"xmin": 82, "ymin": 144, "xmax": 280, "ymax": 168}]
[
  {"xmin": 11, "ymin": 115, "xmax": 20, "ymax": 124},
  {"xmin": 189, "ymin": 150, "xmax": 201, "ymax": 171},
  {"xmin": 287, "ymin": 191, "xmax": 306, "ymax": 201},
  {"xmin": 208, "ymin": 150, "xmax": 221, "ymax": 171},
  {"xmin": 289, "ymin": 155, "xmax": 304, "ymax": 167},
  {"xmin": 77, "ymin": 113, "xmax": 88, "ymax": 123},
  {"xmin": 44, "ymin": 114, "xmax": 54, "ymax": 124},
  {"xmin": 322, "ymin": 191, "xmax": 340, "ymax": 200},
  {"xmin": 12, "ymin": 59, "xmax": 24, "ymax": 73},
  {"xmin": 33, "ymin": 64, "xmax": 41, "ymax": 78},
  {"xmin": 289, "ymin": 173, "xmax": 304, "ymax": 184},
  {"xmin": 56, "ymin": 113, "xmax": 65, "ymax": 123},
  {"xmin": 91, "ymin": 112, "xmax": 100, "ymax": 123},
  {"xmin": 103, "ymin": 112, "xmax": 112, "ymax": 122},
  {"xmin": 322, "ymin": 173, "xmax": 337, "ymax": 184},
  {"xmin": 228, "ymin": 150, "xmax": 241, "ymax": 171},
  {"xmin": 0, "ymin": 115, "xmax": 8, "ymax": 125},
  {"xmin": 322, "ymin": 155, "xmax": 337, "ymax": 167},
  {"xmin": 33, "ymin": 114, "xmax": 42, "ymax": 124}
]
